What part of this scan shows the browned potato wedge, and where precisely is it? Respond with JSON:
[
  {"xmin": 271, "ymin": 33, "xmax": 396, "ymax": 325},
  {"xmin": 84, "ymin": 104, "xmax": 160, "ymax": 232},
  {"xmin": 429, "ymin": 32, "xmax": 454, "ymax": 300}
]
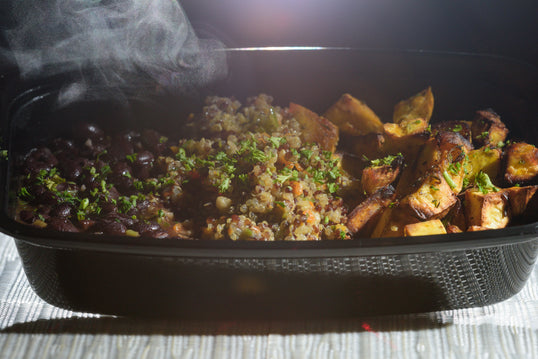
[
  {"xmin": 464, "ymin": 147, "xmax": 503, "ymax": 186},
  {"xmin": 383, "ymin": 119, "xmax": 430, "ymax": 158},
  {"xmin": 404, "ymin": 219, "xmax": 447, "ymax": 236},
  {"xmin": 504, "ymin": 142, "xmax": 538, "ymax": 185},
  {"xmin": 289, "ymin": 103, "xmax": 339, "ymax": 152},
  {"xmin": 324, "ymin": 93, "xmax": 384, "ymax": 136},
  {"xmin": 436, "ymin": 131, "xmax": 472, "ymax": 194},
  {"xmin": 400, "ymin": 168, "xmax": 458, "ymax": 220},
  {"xmin": 443, "ymin": 197, "xmax": 467, "ymax": 231},
  {"xmin": 471, "ymin": 109, "xmax": 508, "ymax": 148},
  {"xmin": 446, "ymin": 224, "xmax": 463, "ymax": 233},
  {"xmin": 352, "ymin": 133, "xmax": 385, "ymax": 160},
  {"xmin": 504, "ymin": 185, "xmax": 538, "ymax": 218},
  {"xmin": 464, "ymin": 189, "xmax": 510, "ymax": 230},
  {"xmin": 347, "ymin": 186, "xmax": 396, "ymax": 236},
  {"xmin": 432, "ymin": 120, "xmax": 473, "ymax": 143},
  {"xmin": 393, "ymin": 87, "xmax": 434, "ymax": 124},
  {"xmin": 361, "ymin": 154, "xmax": 403, "ymax": 195}
]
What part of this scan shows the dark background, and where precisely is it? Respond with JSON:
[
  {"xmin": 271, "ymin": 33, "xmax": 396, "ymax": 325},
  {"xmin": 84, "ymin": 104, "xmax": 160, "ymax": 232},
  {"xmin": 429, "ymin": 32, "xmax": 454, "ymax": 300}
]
[
  {"xmin": 0, "ymin": 0, "xmax": 536, "ymax": 66},
  {"xmin": 180, "ymin": 0, "xmax": 538, "ymax": 67}
]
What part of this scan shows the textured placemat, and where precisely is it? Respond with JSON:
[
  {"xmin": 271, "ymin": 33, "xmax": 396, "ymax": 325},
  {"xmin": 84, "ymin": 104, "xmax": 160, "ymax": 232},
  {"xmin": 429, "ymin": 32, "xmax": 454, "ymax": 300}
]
[{"xmin": 1, "ymin": 233, "xmax": 537, "ymax": 359}]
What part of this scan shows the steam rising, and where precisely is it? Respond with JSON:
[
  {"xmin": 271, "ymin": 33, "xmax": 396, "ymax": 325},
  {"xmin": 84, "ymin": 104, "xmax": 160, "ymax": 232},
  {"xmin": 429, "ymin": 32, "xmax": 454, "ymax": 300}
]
[{"xmin": 3, "ymin": 0, "xmax": 227, "ymax": 104}]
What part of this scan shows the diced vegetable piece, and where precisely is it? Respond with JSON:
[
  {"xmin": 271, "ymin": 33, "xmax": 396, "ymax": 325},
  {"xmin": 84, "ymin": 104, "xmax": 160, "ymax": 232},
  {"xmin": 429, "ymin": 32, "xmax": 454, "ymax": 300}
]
[
  {"xmin": 393, "ymin": 87, "xmax": 434, "ymax": 124},
  {"xmin": 436, "ymin": 131, "xmax": 472, "ymax": 194},
  {"xmin": 361, "ymin": 154, "xmax": 403, "ymax": 195},
  {"xmin": 324, "ymin": 93, "xmax": 384, "ymax": 136},
  {"xmin": 504, "ymin": 142, "xmax": 538, "ymax": 185},
  {"xmin": 347, "ymin": 186, "xmax": 396, "ymax": 235},
  {"xmin": 464, "ymin": 147, "xmax": 502, "ymax": 186},
  {"xmin": 504, "ymin": 185, "xmax": 538, "ymax": 218},
  {"xmin": 404, "ymin": 219, "xmax": 446, "ymax": 236},
  {"xmin": 401, "ymin": 169, "xmax": 458, "ymax": 220},
  {"xmin": 464, "ymin": 189, "xmax": 509, "ymax": 229},
  {"xmin": 382, "ymin": 119, "xmax": 430, "ymax": 158},
  {"xmin": 443, "ymin": 197, "xmax": 467, "ymax": 231},
  {"xmin": 352, "ymin": 133, "xmax": 385, "ymax": 160},
  {"xmin": 471, "ymin": 109, "xmax": 508, "ymax": 147},
  {"xmin": 446, "ymin": 224, "xmax": 463, "ymax": 233},
  {"xmin": 432, "ymin": 120, "xmax": 473, "ymax": 143},
  {"xmin": 289, "ymin": 103, "xmax": 339, "ymax": 152}
]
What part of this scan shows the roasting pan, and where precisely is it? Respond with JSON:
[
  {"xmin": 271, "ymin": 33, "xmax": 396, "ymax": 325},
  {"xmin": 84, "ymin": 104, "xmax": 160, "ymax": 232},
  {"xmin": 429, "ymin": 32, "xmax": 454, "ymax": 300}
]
[{"xmin": 0, "ymin": 48, "xmax": 537, "ymax": 319}]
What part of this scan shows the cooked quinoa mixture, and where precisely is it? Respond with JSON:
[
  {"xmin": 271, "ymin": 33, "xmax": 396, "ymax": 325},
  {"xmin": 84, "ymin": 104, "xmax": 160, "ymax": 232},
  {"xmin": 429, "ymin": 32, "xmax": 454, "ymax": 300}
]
[{"xmin": 15, "ymin": 94, "xmax": 358, "ymax": 241}]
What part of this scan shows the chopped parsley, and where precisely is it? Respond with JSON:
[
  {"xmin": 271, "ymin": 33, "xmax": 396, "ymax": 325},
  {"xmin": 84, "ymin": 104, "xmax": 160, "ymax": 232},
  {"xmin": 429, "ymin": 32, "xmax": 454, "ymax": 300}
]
[
  {"xmin": 369, "ymin": 153, "xmax": 402, "ymax": 167},
  {"xmin": 475, "ymin": 171, "xmax": 498, "ymax": 194}
]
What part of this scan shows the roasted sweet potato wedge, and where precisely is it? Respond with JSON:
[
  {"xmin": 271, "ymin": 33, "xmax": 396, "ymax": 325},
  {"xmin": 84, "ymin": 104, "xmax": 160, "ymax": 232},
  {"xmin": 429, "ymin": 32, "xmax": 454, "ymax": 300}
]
[
  {"xmin": 504, "ymin": 185, "xmax": 538, "ymax": 218},
  {"xmin": 464, "ymin": 189, "xmax": 510, "ymax": 230},
  {"xmin": 471, "ymin": 109, "xmax": 508, "ymax": 148},
  {"xmin": 504, "ymin": 142, "xmax": 538, "ymax": 185},
  {"xmin": 347, "ymin": 186, "xmax": 396, "ymax": 236},
  {"xmin": 464, "ymin": 147, "xmax": 503, "ymax": 186},
  {"xmin": 404, "ymin": 219, "xmax": 447, "ymax": 236},
  {"xmin": 393, "ymin": 87, "xmax": 434, "ymax": 124},
  {"xmin": 324, "ymin": 93, "xmax": 384, "ymax": 136},
  {"xmin": 289, "ymin": 103, "xmax": 339, "ymax": 152},
  {"xmin": 400, "ymin": 168, "xmax": 458, "ymax": 220},
  {"xmin": 361, "ymin": 154, "xmax": 403, "ymax": 195}
]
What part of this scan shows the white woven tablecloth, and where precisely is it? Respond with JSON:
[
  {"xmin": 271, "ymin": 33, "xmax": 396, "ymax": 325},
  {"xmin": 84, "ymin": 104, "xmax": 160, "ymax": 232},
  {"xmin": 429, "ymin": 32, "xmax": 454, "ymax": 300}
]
[{"xmin": 1, "ymin": 232, "xmax": 537, "ymax": 359}]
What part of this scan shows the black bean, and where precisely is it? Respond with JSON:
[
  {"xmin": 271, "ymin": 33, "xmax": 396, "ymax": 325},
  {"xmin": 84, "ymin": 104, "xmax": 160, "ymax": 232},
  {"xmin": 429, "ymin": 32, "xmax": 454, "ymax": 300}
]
[
  {"xmin": 78, "ymin": 219, "xmax": 95, "ymax": 231},
  {"xmin": 51, "ymin": 203, "xmax": 73, "ymax": 218},
  {"xmin": 74, "ymin": 123, "xmax": 105, "ymax": 142},
  {"xmin": 134, "ymin": 220, "xmax": 160, "ymax": 234},
  {"xmin": 109, "ymin": 133, "xmax": 135, "ymax": 161},
  {"xmin": 48, "ymin": 218, "xmax": 79, "ymax": 232},
  {"xmin": 24, "ymin": 147, "xmax": 58, "ymax": 174},
  {"xmin": 19, "ymin": 210, "xmax": 36, "ymax": 224},
  {"xmin": 110, "ymin": 162, "xmax": 133, "ymax": 191},
  {"xmin": 59, "ymin": 158, "xmax": 87, "ymax": 181},
  {"xmin": 96, "ymin": 219, "xmax": 126, "ymax": 235},
  {"xmin": 141, "ymin": 129, "xmax": 167, "ymax": 155}
]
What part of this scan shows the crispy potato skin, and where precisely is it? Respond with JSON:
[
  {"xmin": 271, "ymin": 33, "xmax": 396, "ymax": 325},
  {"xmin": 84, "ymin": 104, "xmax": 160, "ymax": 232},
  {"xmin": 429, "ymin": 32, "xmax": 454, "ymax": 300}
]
[
  {"xmin": 471, "ymin": 109, "xmax": 508, "ymax": 148},
  {"xmin": 393, "ymin": 87, "xmax": 434, "ymax": 124},
  {"xmin": 352, "ymin": 133, "xmax": 385, "ymax": 160},
  {"xmin": 404, "ymin": 219, "xmax": 447, "ymax": 236},
  {"xmin": 361, "ymin": 158, "xmax": 403, "ymax": 195},
  {"xmin": 289, "ymin": 103, "xmax": 339, "ymax": 152},
  {"xmin": 504, "ymin": 142, "xmax": 538, "ymax": 185},
  {"xmin": 464, "ymin": 190, "xmax": 510, "ymax": 230},
  {"xmin": 324, "ymin": 93, "xmax": 384, "ymax": 136},
  {"xmin": 432, "ymin": 121, "xmax": 473, "ymax": 143},
  {"xmin": 505, "ymin": 185, "xmax": 538, "ymax": 218},
  {"xmin": 347, "ymin": 186, "xmax": 396, "ymax": 236},
  {"xmin": 401, "ymin": 168, "xmax": 458, "ymax": 220}
]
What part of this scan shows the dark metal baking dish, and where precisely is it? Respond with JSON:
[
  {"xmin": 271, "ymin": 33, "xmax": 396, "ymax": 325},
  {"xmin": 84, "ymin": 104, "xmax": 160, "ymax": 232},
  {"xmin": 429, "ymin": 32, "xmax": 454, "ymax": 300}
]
[{"xmin": 0, "ymin": 48, "xmax": 537, "ymax": 319}]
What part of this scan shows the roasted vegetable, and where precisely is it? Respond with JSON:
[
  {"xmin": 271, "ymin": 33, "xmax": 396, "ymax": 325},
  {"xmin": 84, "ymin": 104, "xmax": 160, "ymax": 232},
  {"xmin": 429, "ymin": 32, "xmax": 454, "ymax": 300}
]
[
  {"xmin": 289, "ymin": 103, "xmax": 339, "ymax": 152},
  {"xmin": 464, "ymin": 189, "xmax": 510, "ymax": 230},
  {"xmin": 324, "ymin": 93, "xmax": 384, "ymax": 136},
  {"xmin": 464, "ymin": 147, "xmax": 503, "ymax": 187},
  {"xmin": 432, "ymin": 120, "xmax": 473, "ymax": 143},
  {"xmin": 471, "ymin": 109, "xmax": 508, "ymax": 148},
  {"xmin": 393, "ymin": 87, "xmax": 434, "ymax": 124},
  {"xmin": 505, "ymin": 185, "xmax": 538, "ymax": 218},
  {"xmin": 504, "ymin": 142, "xmax": 538, "ymax": 185},
  {"xmin": 404, "ymin": 219, "xmax": 446, "ymax": 236},
  {"xmin": 347, "ymin": 186, "xmax": 396, "ymax": 236},
  {"xmin": 361, "ymin": 153, "xmax": 403, "ymax": 195}
]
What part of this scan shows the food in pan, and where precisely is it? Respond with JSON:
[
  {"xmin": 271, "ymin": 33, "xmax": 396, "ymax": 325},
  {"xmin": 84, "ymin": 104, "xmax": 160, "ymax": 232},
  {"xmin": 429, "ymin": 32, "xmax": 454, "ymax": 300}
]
[{"xmin": 13, "ymin": 89, "xmax": 538, "ymax": 240}]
